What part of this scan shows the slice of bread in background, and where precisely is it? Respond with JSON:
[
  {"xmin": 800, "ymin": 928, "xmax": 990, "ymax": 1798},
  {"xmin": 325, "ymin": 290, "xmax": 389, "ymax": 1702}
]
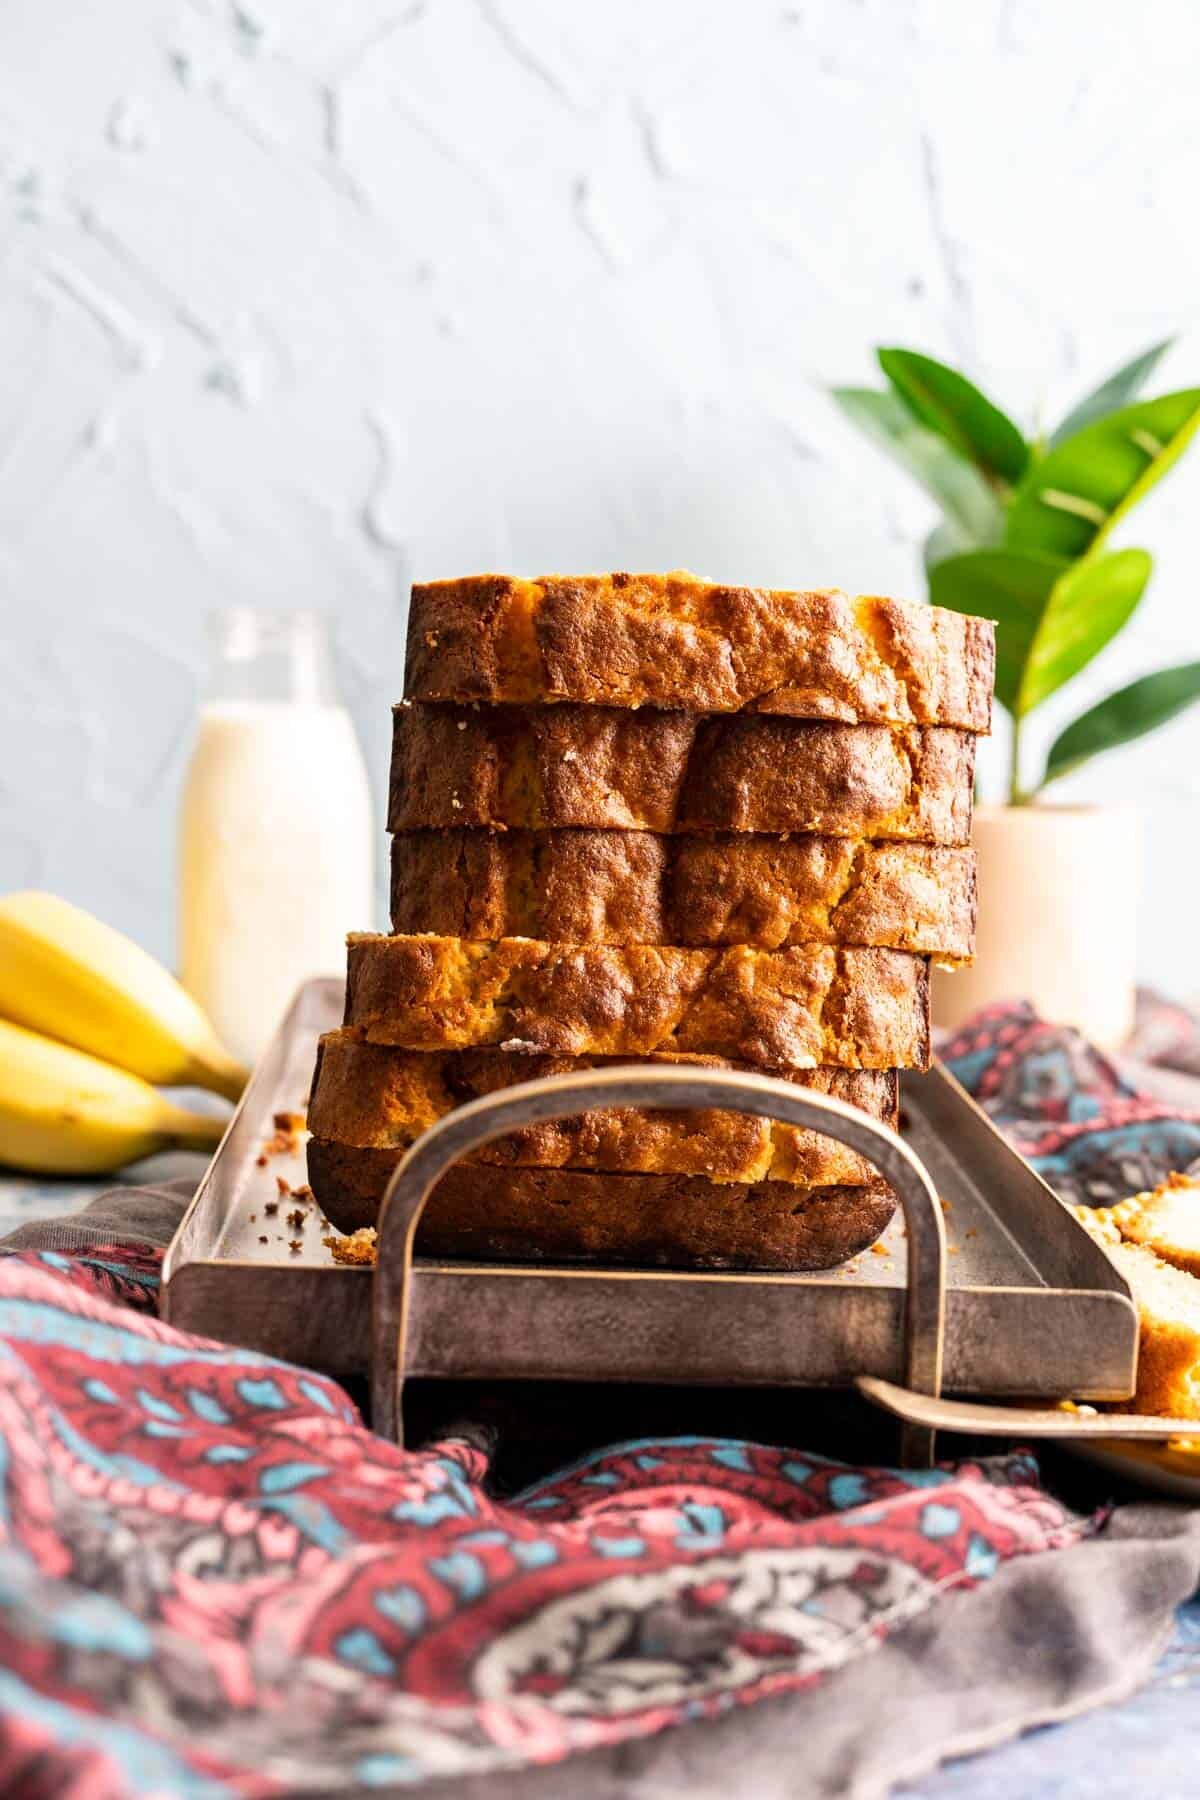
[
  {"xmin": 1102, "ymin": 1174, "xmax": 1200, "ymax": 1276},
  {"xmin": 1076, "ymin": 1197, "xmax": 1200, "ymax": 1417}
]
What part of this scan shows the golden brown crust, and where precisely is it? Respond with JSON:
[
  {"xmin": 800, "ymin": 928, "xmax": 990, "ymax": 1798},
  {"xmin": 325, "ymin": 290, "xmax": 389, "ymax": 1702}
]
[
  {"xmin": 1101, "ymin": 1176, "xmax": 1200, "ymax": 1278},
  {"xmin": 308, "ymin": 1138, "xmax": 896, "ymax": 1269},
  {"xmin": 390, "ymin": 829, "xmax": 977, "ymax": 956},
  {"xmin": 342, "ymin": 934, "xmax": 931, "ymax": 1071},
  {"xmin": 389, "ymin": 704, "xmax": 975, "ymax": 843},
  {"xmin": 308, "ymin": 1034, "xmax": 897, "ymax": 1187},
  {"xmin": 405, "ymin": 572, "xmax": 994, "ymax": 729}
]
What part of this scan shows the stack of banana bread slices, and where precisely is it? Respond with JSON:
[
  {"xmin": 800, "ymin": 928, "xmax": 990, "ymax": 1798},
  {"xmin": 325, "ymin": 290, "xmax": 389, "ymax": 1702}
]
[{"xmin": 307, "ymin": 571, "xmax": 993, "ymax": 1271}]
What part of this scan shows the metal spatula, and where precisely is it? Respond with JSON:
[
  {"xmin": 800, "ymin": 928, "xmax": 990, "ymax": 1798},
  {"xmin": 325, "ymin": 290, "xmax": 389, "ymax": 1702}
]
[{"xmin": 858, "ymin": 1376, "xmax": 1200, "ymax": 1441}]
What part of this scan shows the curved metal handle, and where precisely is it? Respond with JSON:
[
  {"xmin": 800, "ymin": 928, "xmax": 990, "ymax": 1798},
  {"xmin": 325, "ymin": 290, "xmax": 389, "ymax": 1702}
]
[{"xmin": 370, "ymin": 1063, "xmax": 945, "ymax": 1450}]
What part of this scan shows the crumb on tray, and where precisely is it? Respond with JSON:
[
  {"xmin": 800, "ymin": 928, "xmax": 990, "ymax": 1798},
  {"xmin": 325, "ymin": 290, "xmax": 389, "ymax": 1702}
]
[
  {"xmin": 324, "ymin": 1228, "xmax": 378, "ymax": 1267},
  {"xmin": 259, "ymin": 1110, "xmax": 308, "ymax": 1161}
]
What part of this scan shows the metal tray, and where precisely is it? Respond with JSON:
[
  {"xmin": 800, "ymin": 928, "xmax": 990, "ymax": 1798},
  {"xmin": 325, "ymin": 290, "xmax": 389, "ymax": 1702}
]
[{"xmin": 162, "ymin": 979, "xmax": 1138, "ymax": 1458}]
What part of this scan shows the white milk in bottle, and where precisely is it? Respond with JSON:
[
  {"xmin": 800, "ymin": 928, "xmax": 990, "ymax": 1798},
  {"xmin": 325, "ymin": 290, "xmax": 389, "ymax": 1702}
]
[{"xmin": 179, "ymin": 610, "xmax": 374, "ymax": 1066}]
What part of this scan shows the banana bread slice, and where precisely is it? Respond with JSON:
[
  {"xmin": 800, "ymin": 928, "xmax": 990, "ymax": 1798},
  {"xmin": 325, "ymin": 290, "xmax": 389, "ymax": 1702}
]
[
  {"xmin": 309, "ymin": 1143, "xmax": 897, "ymax": 1269},
  {"xmin": 389, "ymin": 704, "xmax": 975, "ymax": 843},
  {"xmin": 1075, "ymin": 1204, "xmax": 1200, "ymax": 1418},
  {"xmin": 343, "ymin": 934, "xmax": 931, "ymax": 1070},
  {"xmin": 308, "ymin": 1034, "xmax": 897, "ymax": 1187},
  {"xmin": 389, "ymin": 829, "xmax": 976, "ymax": 957},
  {"xmin": 1089, "ymin": 1175, "xmax": 1200, "ymax": 1277},
  {"xmin": 405, "ymin": 571, "xmax": 994, "ymax": 728}
]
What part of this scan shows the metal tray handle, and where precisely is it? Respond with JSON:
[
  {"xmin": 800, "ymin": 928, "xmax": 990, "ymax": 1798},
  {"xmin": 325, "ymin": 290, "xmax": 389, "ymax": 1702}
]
[{"xmin": 370, "ymin": 1063, "xmax": 946, "ymax": 1456}]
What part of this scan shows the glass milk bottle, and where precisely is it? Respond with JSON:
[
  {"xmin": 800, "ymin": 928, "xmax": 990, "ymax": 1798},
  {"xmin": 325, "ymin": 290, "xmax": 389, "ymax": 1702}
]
[{"xmin": 178, "ymin": 610, "xmax": 374, "ymax": 1066}]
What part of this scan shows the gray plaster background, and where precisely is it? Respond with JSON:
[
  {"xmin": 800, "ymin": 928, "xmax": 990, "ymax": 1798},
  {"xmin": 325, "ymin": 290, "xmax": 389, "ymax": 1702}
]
[{"xmin": 1, "ymin": 0, "xmax": 1198, "ymax": 990}]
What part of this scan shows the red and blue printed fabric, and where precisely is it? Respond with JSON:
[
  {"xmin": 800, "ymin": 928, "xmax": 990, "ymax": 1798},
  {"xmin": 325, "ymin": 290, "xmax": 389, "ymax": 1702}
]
[
  {"xmin": 941, "ymin": 997, "xmax": 1200, "ymax": 1205},
  {"xmin": 0, "ymin": 1245, "xmax": 1086, "ymax": 1796}
]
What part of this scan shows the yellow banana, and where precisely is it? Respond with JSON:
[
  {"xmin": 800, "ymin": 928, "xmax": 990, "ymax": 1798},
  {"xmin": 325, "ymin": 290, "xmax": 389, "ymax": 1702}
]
[
  {"xmin": 0, "ymin": 891, "xmax": 248, "ymax": 1102},
  {"xmin": 0, "ymin": 1018, "xmax": 227, "ymax": 1175}
]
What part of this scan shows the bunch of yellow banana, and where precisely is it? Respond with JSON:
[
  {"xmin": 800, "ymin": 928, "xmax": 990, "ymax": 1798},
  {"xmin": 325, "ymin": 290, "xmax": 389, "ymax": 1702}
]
[{"xmin": 0, "ymin": 892, "xmax": 249, "ymax": 1176}]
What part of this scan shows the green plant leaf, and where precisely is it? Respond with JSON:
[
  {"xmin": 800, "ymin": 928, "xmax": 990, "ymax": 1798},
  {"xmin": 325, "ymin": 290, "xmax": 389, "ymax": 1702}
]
[
  {"xmin": 1017, "ymin": 547, "xmax": 1152, "ymax": 714},
  {"xmin": 929, "ymin": 547, "xmax": 1154, "ymax": 718},
  {"xmin": 832, "ymin": 386, "xmax": 1004, "ymax": 543},
  {"xmin": 928, "ymin": 548, "xmax": 1067, "ymax": 714},
  {"xmin": 1006, "ymin": 389, "xmax": 1200, "ymax": 558},
  {"xmin": 1050, "ymin": 338, "xmax": 1175, "ymax": 446},
  {"xmin": 1043, "ymin": 661, "xmax": 1200, "ymax": 786},
  {"xmin": 877, "ymin": 348, "xmax": 1029, "ymax": 486}
]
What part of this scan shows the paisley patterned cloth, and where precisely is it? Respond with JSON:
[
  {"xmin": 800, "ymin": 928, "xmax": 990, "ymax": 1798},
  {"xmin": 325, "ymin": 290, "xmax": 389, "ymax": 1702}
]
[
  {"xmin": 0, "ymin": 996, "xmax": 1198, "ymax": 1797},
  {"xmin": 0, "ymin": 1241, "xmax": 1089, "ymax": 1797},
  {"xmin": 940, "ymin": 996, "xmax": 1200, "ymax": 1205}
]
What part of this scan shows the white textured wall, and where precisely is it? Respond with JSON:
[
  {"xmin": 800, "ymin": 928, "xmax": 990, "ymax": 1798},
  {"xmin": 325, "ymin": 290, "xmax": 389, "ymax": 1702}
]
[{"xmin": 2, "ymin": 0, "xmax": 1199, "ymax": 993}]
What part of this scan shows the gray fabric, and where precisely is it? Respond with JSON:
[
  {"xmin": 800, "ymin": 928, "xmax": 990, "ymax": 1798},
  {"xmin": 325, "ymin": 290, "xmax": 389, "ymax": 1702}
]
[
  {"xmin": 412, "ymin": 1507, "xmax": 1200, "ymax": 1800},
  {"xmin": 0, "ymin": 1179, "xmax": 192, "ymax": 1253}
]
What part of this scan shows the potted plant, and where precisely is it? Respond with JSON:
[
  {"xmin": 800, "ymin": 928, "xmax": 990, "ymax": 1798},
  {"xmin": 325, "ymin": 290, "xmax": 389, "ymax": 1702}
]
[{"xmin": 835, "ymin": 344, "xmax": 1200, "ymax": 1046}]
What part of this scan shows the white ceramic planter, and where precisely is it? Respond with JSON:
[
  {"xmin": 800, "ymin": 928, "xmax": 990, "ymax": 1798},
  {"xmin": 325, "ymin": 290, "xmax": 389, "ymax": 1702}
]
[{"xmin": 933, "ymin": 802, "xmax": 1141, "ymax": 1050}]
